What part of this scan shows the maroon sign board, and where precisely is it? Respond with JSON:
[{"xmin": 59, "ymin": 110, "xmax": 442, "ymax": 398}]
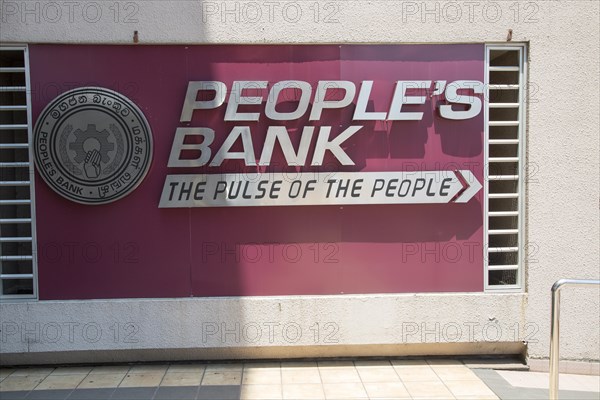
[{"xmin": 29, "ymin": 44, "xmax": 485, "ymax": 299}]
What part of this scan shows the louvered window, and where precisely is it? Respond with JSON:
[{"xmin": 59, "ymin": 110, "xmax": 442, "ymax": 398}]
[
  {"xmin": 0, "ymin": 46, "xmax": 38, "ymax": 299},
  {"xmin": 484, "ymin": 45, "xmax": 527, "ymax": 290}
]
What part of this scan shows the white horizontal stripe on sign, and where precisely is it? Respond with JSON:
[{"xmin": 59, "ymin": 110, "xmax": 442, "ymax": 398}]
[{"xmin": 159, "ymin": 170, "xmax": 481, "ymax": 208}]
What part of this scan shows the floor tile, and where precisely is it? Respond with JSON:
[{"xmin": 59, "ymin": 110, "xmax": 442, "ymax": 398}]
[
  {"xmin": 497, "ymin": 370, "xmax": 548, "ymax": 389},
  {"xmin": 77, "ymin": 373, "xmax": 126, "ymax": 389},
  {"xmin": 2, "ymin": 359, "xmax": 593, "ymax": 400},
  {"xmin": 566, "ymin": 374, "xmax": 600, "ymax": 392},
  {"xmin": 318, "ymin": 361, "xmax": 355, "ymax": 368},
  {"xmin": 111, "ymin": 386, "xmax": 157, "ymax": 399},
  {"xmin": 474, "ymin": 368, "xmax": 599, "ymax": 400},
  {"xmin": 242, "ymin": 369, "xmax": 281, "ymax": 385},
  {"xmin": 357, "ymin": 367, "xmax": 401, "ymax": 383},
  {"xmin": 166, "ymin": 364, "xmax": 206, "ymax": 373},
  {"xmin": 363, "ymin": 382, "xmax": 411, "ymax": 398},
  {"xmin": 205, "ymin": 364, "xmax": 243, "ymax": 373},
  {"xmin": 282, "ymin": 383, "xmax": 325, "ymax": 399},
  {"xmin": 497, "ymin": 370, "xmax": 600, "ymax": 392},
  {"xmin": 319, "ymin": 368, "xmax": 361, "ymax": 383},
  {"xmin": 354, "ymin": 360, "xmax": 393, "ymax": 368},
  {"xmin": 201, "ymin": 370, "xmax": 242, "ymax": 385},
  {"xmin": 67, "ymin": 388, "xmax": 116, "ymax": 399},
  {"xmin": 154, "ymin": 385, "xmax": 198, "ymax": 400},
  {"xmin": 411, "ymin": 397, "xmax": 455, "ymax": 400},
  {"xmin": 10, "ymin": 369, "xmax": 54, "ymax": 377},
  {"xmin": 35, "ymin": 374, "xmax": 86, "ymax": 390},
  {"xmin": 391, "ymin": 359, "xmax": 429, "ymax": 368},
  {"xmin": 445, "ymin": 379, "xmax": 497, "ymax": 397},
  {"xmin": 241, "ymin": 384, "xmax": 282, "ymax": 399},
  {"xmin": 322, "ymin": 382, "xmax": 368, "ymax": 399},
  {"xmin": 281, "ymin": 367, "xmax": 321, "ymax": 384},
  {"xmin": 197, "ymin": 384, "xmax": 241, "ymax": 400},
  {"xmin": 0, "ymin": 391, "xmax": 29, "ymax": 400},
  {"xmin": 0, "ymin": 375, "xmax": 46, "ymax": 392},
  {"xmin": 1, "ymin": 369, "xmax": 16, "ymax": 381},
  {"xmin": 128, "ymin": 364, "xmax": 169, "ymax": 374},
  {"xmin": 160, "ymin": 372, "xmax": 202, "ymax": 387},
  {"xmin": 403, "ymin": 380, "xmax": 454, "ymax": 398},
  {"xmin": 119, "ymin": 373, "xmax": 164, "ymax": 388},
  {"xmin": 26, "ymin": 389, "xmax": 73, "ymax": 399},
  {"xmin": 88, "ymin": 366, "xmax": 130, "ymax": 375},
  {"xmin": 434, "ymin": 366, "xmax": 479, "ymax": 381},
  {"xmin": 50, "ymin": 367, "xmax": 92, "ymax": 376},
  {"xmin": 394, "ymin": 365, "xmax": 440, "ymax": 382}
]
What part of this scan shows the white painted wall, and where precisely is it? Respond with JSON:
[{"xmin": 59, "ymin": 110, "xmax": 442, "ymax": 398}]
[
  {"xmin": 1, "ymin": 294, "xmax": 527, "ymax": 365},
  {"xmin": 1, "ymin": 0, "xmax": 599, "ymax": 365}
]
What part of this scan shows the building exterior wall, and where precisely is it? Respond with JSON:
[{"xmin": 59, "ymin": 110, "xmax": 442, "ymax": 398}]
[{"xmin": 1, "ymin": 0, "xmax": 599, "ymax": 366}]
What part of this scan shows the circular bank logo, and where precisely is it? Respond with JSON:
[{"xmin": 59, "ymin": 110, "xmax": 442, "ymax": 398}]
[{"xmin": 34, "ymin": 87, "xmax": 153, "ymax": 205}]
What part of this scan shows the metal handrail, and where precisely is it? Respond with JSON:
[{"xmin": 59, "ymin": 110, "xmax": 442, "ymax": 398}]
[{"xmin": 549, "ymin": 279, "xmax": 600, "ymax": 399}]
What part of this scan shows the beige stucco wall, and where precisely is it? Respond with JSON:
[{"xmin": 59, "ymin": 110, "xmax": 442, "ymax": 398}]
[{"xmin": 1, "ymin": 0, "xmax": 598, "ymax": 364}]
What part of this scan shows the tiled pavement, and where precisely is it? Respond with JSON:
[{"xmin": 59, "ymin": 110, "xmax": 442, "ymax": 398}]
[
  {"xmin": 0, "ymin": 359, "xmax": 598, "ymax": 400},
  {"xmin": 474, "ymin": 369, "xmax": 599, "ymax": 400}
]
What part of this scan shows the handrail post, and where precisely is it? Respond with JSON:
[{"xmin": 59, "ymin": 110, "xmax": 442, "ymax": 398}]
[
  {"xmin": 549, "ymin": 280, "xmax": 563, "ymax": 399},
  {"xmin": 548, "ymin": 279, "xmax": 600, "ymax": 400}
]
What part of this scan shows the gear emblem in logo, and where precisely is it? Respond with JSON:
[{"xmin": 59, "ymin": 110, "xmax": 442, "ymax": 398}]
[{"xmin": 33, "ymin": 87, "xmax": 153, "ymax": 205}]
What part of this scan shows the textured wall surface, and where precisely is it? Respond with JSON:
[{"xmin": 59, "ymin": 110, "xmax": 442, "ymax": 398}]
[
  {"xmin": 1, "ymin": 294, "xmax": 526, "ymax": 364},
  {"xmin": 1, "ymin": 0, "xmax": 598, "ymax": 363}
]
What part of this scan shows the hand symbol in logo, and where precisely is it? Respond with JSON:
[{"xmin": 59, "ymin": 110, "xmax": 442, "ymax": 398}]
[{"xmin": 84, "ymin": 149, "xmax": 101, "ymax": 178}]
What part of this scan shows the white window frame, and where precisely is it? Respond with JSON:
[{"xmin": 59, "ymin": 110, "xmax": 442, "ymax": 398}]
[
  {"xmin": 0, "ymin": 44, "xmax": 39, "ymax": 301},
  {"xmin": 484, "ymin": 43, "xmax": 528, "ymax": 291}
]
